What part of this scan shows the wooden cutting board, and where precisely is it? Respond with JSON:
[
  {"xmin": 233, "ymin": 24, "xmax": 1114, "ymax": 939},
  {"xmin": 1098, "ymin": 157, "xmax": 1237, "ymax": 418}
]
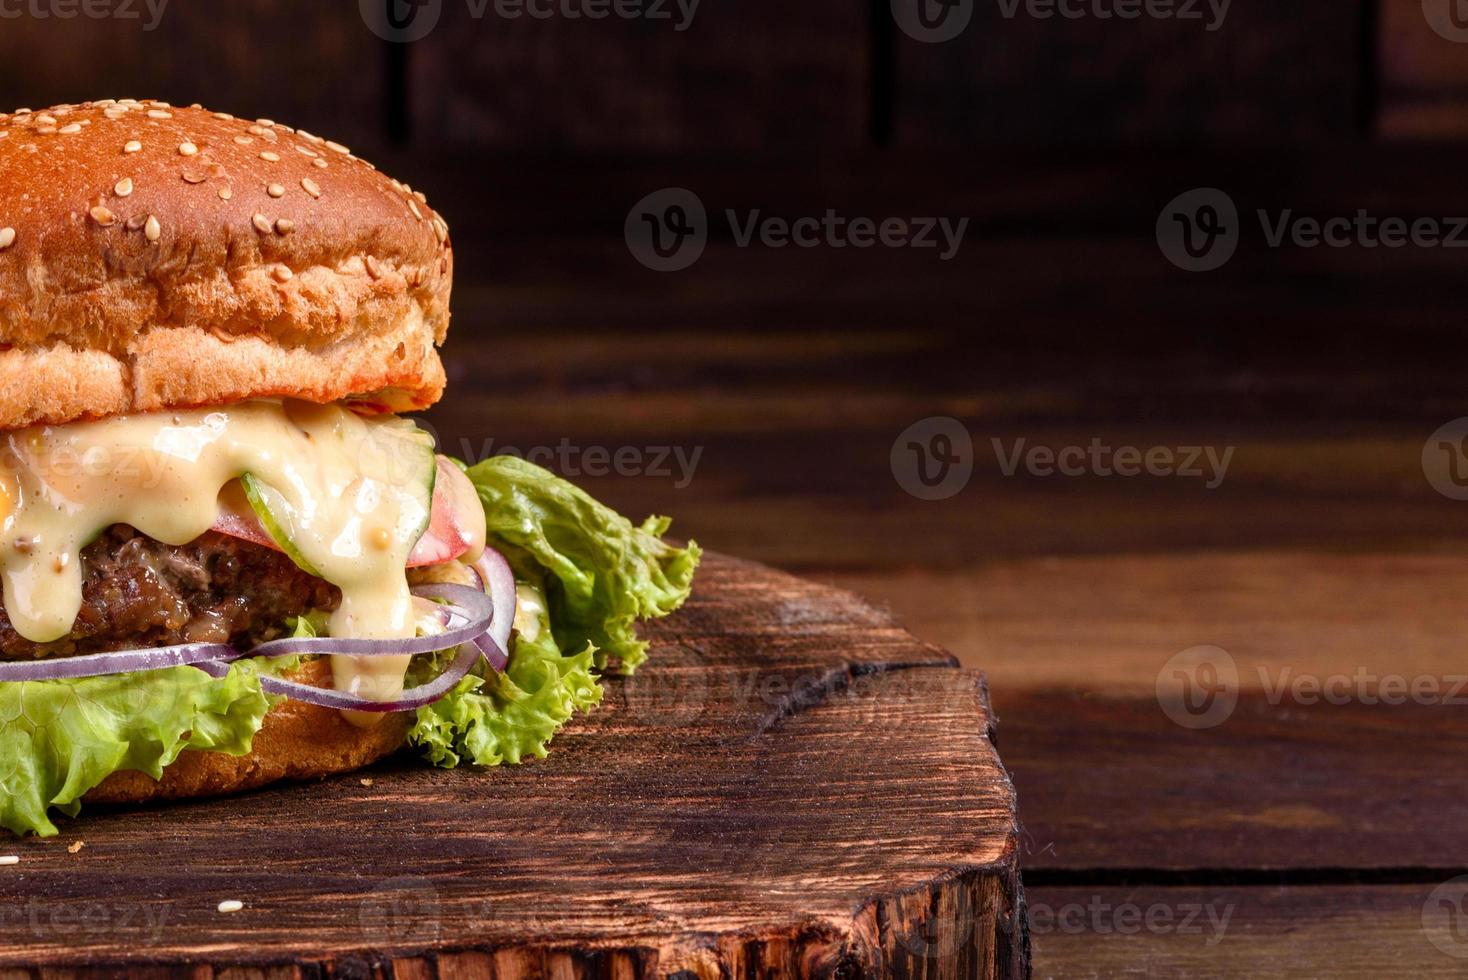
[{"xmin": 0, "ymin": 553, "xmax": 1026, "ymax": 979}]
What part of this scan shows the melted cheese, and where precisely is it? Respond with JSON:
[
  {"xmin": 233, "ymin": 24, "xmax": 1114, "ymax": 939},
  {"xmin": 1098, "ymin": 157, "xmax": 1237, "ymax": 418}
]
[{"xmin": 0, "ymin": 400, "xmax": 440, "ymax": 719}]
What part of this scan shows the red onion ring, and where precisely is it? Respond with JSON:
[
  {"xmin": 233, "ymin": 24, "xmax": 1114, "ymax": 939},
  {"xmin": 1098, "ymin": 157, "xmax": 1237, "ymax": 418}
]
[
  {"xmin": 0, "ymin": 642, "xmax": 240, "ymax": 682},
  {"xmin": 470, "ymin": 548, "xmax": 516, "ymax": 655},
  {"xmin": 0, "ymin": 583, "xmax": 506, "ymax": 710},
  {"xmin": 252, "ymin": 640, "xmax": 485, "ymax": 713}
]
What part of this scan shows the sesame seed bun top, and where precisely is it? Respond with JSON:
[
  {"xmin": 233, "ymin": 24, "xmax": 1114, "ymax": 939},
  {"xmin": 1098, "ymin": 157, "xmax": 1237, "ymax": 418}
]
[{"xmin": 0, "ymin": 99, "xmax": 452, "ymax": 430}]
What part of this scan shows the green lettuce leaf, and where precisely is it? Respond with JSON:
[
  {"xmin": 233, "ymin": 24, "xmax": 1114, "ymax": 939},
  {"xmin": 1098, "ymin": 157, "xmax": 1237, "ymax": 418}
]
[
  {"xmin": 0, "ymin": 661, "xmax": 272, "ymax": 837},
  {"xmin": 463, "ymin": 455, "xmax": 702, "ymax": 673},
  {"xmin": 406, "ymin": 456, "xmax": 699, "ymax": 767},
  {"xmin": 2, "ymin": 456, "xmax": 698, "ymax": 835}
]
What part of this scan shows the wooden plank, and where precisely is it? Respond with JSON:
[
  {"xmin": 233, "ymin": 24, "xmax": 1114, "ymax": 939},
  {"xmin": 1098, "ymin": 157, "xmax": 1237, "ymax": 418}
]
[
  {"xmin": 407, "ymin": 2, "xmax": 869, "ymax": 150},
  {"xmin": 893, "ymin": 0, "xmax": 1365, "ymax": 143},
  {"xmin": 834, "ymin": 554, "xmax": 1468, "ymax": 869},
  {"xmin": 1000, "ymin": 688, "xmax": 1468, "ymax": 871},
  {"xmin": 0, "ymin": 2, "xmax": 386, "ymax": 152},
  {"xmin": 0, "ymin": 554, "xmax": 1025, "ymax": 979},
  {"xmin": 1028, "ymin": 884, "xmax": 1468, "ymax": 978}
]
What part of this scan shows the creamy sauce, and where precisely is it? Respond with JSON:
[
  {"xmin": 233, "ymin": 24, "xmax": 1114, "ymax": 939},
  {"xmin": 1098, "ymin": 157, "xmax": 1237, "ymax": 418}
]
[{"xmin": 0, "ymin": 400, "xmax": 441, "ymax": 717}]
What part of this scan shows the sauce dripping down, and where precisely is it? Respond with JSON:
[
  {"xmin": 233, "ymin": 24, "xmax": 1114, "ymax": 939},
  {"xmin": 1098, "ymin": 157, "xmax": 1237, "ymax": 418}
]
[{"xmin": 0, "ymin": 399, "xmax": 449, "ymax": 721}]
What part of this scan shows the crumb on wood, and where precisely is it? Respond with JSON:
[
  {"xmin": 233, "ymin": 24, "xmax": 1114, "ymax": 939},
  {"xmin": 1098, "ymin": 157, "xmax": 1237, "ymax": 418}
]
[{"xmin": 67, "ymin": 841, "xmax": 84, "ymax": 854}]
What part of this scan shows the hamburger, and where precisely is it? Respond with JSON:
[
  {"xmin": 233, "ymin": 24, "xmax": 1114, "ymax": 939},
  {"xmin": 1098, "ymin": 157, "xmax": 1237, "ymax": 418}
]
[{"xmin": 0, "ymin": 100, "xmax": 699, "ymax": 837}]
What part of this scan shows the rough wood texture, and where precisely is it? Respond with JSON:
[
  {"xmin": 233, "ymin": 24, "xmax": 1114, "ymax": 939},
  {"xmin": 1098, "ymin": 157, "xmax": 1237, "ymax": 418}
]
[{"xmin": 0, "ymin": 553, "xmax": 1026, "ymax": 979}]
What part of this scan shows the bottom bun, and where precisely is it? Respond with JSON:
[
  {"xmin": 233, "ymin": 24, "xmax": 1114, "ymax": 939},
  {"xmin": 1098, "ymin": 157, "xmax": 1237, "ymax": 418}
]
[{"xmin": 85, "ymin": 660, "xmax": 411, "ymax": 805}]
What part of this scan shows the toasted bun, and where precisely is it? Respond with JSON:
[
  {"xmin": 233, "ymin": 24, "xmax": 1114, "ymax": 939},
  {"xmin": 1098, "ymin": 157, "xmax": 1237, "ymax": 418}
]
[
  {"xmin": 0, "ymin": 99, "xmax": 452, "ymax": 430},
  {"xmin": 84, "ymin": 659, "xmax": 411, "ymax": 805}
]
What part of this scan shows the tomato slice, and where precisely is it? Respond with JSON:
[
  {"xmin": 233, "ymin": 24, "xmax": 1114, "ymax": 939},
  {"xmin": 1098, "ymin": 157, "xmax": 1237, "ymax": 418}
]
[{"xmin": 211, "ymin": 456, "xmax": 484, "ymax": 569}]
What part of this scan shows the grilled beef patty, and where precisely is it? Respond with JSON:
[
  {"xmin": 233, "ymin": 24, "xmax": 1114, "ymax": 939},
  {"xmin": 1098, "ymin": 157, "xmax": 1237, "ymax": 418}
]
[{"xmin": 0, "ymin": 526, "xmax": 340, "ymax": 660}]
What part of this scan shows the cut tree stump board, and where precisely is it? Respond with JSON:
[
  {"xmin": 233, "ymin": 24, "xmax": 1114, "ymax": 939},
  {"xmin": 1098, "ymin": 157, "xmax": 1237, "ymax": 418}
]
[{"xmin": 0, "ymin": 552, "xmax": 1026, "ymax": 979}]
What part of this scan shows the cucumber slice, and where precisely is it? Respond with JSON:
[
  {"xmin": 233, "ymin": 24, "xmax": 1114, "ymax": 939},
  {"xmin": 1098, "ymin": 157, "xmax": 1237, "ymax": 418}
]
[
  {"xmin": 240, "ymin": 417, "xmax": 437, "ymax": 577},
  {"xmin": 241, "ymin": 473, "xmax": 323, "ymax": 577}
]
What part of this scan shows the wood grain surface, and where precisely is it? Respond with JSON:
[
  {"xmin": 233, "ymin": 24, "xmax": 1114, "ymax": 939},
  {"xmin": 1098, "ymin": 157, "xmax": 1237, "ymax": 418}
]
[{"xmin": 0, "ymin": 553, "xmax": 1025, "ymax": 979}]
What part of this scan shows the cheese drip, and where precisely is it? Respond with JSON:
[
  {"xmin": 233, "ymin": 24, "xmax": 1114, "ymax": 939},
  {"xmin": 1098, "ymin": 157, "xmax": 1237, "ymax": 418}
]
[{"xmin": 0, "ymin": 400, "xmax": 436, "ymax": 713}]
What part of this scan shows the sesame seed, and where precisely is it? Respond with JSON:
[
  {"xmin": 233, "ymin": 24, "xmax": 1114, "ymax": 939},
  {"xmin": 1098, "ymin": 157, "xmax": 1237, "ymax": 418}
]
[
  {"xmin": 213, "ymin": 112, "xmax": 233, "ymax": 120},
  {"xmin": 0, "ymin": 228, "xmax": 14, "ymax": 250},
  {"xmin": 312, "ymin": 158, "xmax": 328, "ymax": 169},
  {"xmin": 181, "ymin": 171, "xmax": 207, "ymax": 184},
  {"xmin": 234, "ymin": 135, "xmax": 252, "ymax": 145},
  {"xmin": 218, "ymin": 186, "xmax": 233, "ymax": 200},
  {"xmin": 124, "ymin": 140, "xmax": 142, "ymax": 153},
  {"xmin": 413, "ymin": 191, "xmax": 427, "ymax": 204},
  {"xmin": 34, "ymin": 114, "xmax": 56, "ymax": 126},
  {"xmin": 251, "ymin": 213, "xmax": 272, "ymax": 234},
  {"xmin": 325, "ymin": 140, "xmax": 350, "ymax": 155},
  {"xmin": 298, "ymin": 130, "xmax": 322, "ymax": 143},
  {"xmin": 104, "ymin": 108, "xmax": 127, "ymax": 119},
  {"xmin": 217, "ymin": 900, "xmax": 244, "ymax": 914},
  {"xmin": 267, "ymin": 183, "xmax": 285, "ymax": 198},
  {"xmin": 275, "ymin": 218, "xmax": 294, "ymax": 234},
  {"xmin": 0, "ymin": 856, "xmax": 19, "ymax": 866},
  {"xmin": 178, "ymin": 141, "xmax": 197, "ymax": 156},
  {"xmin": 407, "ymin": 200, "xmax": 423, "ymax": 220},
  {"xmin": 259, "ymin": 128, "xmax": 278, "ymax": 143},
  {"xmin": 58, "ymin": 123, "xmax": 81, "ymax": 135},
  {"xmin": 36, "ymin": 127, "xmax": 56, "ymax": 135},
  {"xmin": 295, "ymin": 145, "xmax": 318, "ymax": 158},
  {"xmin": 146, "ymin": 109, "xmax": 172, "ymax": 120},
  {"xmin": 114, "ymin": 177, "xmax": 133, "ymax": 197},
  {"xmin": 300, "ymin": 177, "xmax": 321, "ymax": 198},
  {"xmin": 259, "ymin": 151, "xmax": 279, "ymax": 162},
  {"xmin": 364, "ymin": 255, "xmax": 382, "ymax": 279},
  {"xmin": 151, "ymin": 101, "xmax": 172, "ymax": 108},
  {"xmin": 432, "ymin": 218, "xmax": 448, "ymax": 244},
  {"xmin": 256, "ymin": 118, "xmax": 275, "ymax": 127},
  {"xmin": 144, "ymin": 215, "xmax": 161, "ymax": 242},
  {"xmin": 89, "ymin": 206, "xmax": 116, "ymax": 227},
  {"xmin": 272, "ymin": 265, "xmax": 292, "ymax": 282}
]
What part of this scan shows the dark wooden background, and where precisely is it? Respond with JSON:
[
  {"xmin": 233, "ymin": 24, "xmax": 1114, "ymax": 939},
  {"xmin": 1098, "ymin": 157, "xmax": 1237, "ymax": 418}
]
[{"xmin": 6, "ymin": 1, "xmax": 1468, "ymax": 975}]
